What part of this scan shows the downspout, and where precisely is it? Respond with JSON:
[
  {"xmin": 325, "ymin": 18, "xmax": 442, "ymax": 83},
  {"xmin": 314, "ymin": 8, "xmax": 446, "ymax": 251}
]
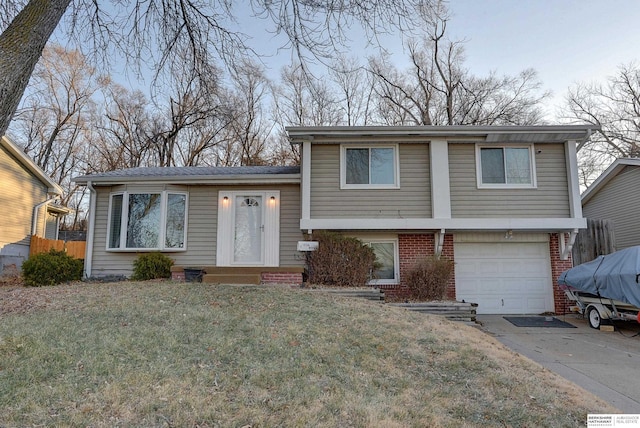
[
  {"xmin": 560, "ymin": 229, "xmax": 579, "ymax": 261},
  {"xmin": 32, "ymin": 196, "xmax": 55, "ymax": 236},
  {"xmin": 435, "ymin": 228, "xmax": 446, "ymax": 259},
  {"xmin": 576, "ymin": 129, "xmax": 592, "ymax": 152},
  {"xmin": 84, "ymin": 181, "xmax": 97, "ymax": 279}
]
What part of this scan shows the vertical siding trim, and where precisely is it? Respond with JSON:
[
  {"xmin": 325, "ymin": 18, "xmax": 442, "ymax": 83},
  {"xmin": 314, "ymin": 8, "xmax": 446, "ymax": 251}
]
[
  {"xmin": 565, "ymin": 141, "xmax": 583, "ymax": 219},
  {"xmin": 264, "ymin": 191, "xmax": 280, "ymax": 266},
  {"xmin": 216, "ymin": 191, "xmax": 233, "ymax": 265},
  {"xmin": 430, "ymin": 140, "xmax": 451, "ymax": 218},
  {"xmin": 301, "ymin": 141, "xmax": 311, "ymax": 227}
]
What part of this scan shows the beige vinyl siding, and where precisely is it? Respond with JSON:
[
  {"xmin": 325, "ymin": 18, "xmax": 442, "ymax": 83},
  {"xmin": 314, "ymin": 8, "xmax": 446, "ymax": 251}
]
[
  {"xmin": 278, "ymin": 184, "xmax": 304, "ymax": 266},
  {"xmin": 45, "ymin": 212, "xmax": 58, "ymax": 239},
  {"xmin": 89, "ymin": 183, "xmax": 303, "ymax": 277},
  {"xmin": 310, "ymin": 144, "xmax": 431, "ymax": 218},
  {"xmin": 0, "ymin": 144, "xmax": 49, "ymax": 247},
  {"xmin": 582, "ymin": 166, "xmax": 640, "ymax": 250},
  {"xmin": 449, "ymin": 143, "xmax": 570, "ymax": 218}
]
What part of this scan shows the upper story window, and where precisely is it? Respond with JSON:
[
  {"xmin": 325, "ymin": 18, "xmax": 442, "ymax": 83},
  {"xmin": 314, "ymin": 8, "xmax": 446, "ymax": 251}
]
[
  {"xmin": 341, "ymin": 145, "xmax": 399, "ymax": 189},
  {"xmin": 108, "ymin": 191, "xmax": 188, "ymax": 251},
  {"xmin": 476, "ymin": 145, "xmax": 536, "ymax": 188}
]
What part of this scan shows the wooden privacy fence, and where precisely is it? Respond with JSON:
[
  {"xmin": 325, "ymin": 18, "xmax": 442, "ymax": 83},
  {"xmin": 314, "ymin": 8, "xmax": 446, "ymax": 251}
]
[
  {"xmin": 29, "ymin": 235, "xmax": 86, "ymax": 259},
  {"xmin": 572, "ymin": 219, "xmax": 616, "ymax": 265}
]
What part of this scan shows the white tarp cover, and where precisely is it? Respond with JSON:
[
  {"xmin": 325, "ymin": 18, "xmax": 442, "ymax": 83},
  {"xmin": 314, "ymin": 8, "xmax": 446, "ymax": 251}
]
[{"xmin": 558, "ymin": 246, "xmax": 640, "ymax": 308}]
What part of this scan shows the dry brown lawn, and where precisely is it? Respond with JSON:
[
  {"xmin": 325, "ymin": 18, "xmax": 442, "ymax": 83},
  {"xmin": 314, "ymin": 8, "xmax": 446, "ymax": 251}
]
[{"xmin": 0, "ymin": 278, "xmax": 617, "ymax": 427}]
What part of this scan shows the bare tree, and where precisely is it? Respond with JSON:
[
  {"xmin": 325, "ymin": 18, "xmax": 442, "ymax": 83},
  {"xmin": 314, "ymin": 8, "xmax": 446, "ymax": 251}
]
[
  {"xmin": 90, "ymin": 82, "xmax": 154, "ymax": 171},
  {"xmin": 223, "ymin": 59, "xmax": 273, "ymax": 166},
  {"xmin": 563, "ymin": 63, "xmax": 640, "ymax": 185},
  {"xmin": 329, "ymin": 56, "xmax": 375, "ymax": 126},
  {"xmin": 8, "ymin": 43, "xmax": 101, "ymax": 227},
  {"xmin": 11, "ymin": 44, "xmax": 99, "ymax": 177},
  {"xmin": 368, "ymin": 2, "xmax": 548, "ymax": 126},
  {"xmin": 0, "ymin": 0, "xmax": 430, "ymax": 139}
]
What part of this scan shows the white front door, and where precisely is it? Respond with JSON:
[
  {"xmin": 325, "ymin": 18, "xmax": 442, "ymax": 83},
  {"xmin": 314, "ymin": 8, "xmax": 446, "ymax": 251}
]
[
  {"xmin": 233, "ymin": 195, "xmax": 263, "ymax": 263},
  {"xmin": 217, "ymin": 190, "xmax": 280, "ymax": 267}
]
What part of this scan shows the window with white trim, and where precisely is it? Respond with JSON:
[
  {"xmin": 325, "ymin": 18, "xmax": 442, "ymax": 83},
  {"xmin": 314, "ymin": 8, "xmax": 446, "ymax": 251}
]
[
  {"xmin": 107, "ymin": 191, "xmax": 187, "ymax": 251},
  {"xmin": 477, "ymin": 145, "xmax": 536, "ymax": 188},
  {"xmin": 364, "ymin": 240, "xmax": 399, "ymax": 285},
  {"xmin": 341, "ymin": 145, "xmax": 399, "ymax": 188}
]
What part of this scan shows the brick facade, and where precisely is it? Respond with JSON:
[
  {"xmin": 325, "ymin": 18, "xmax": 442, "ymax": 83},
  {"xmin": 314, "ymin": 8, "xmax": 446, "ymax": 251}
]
[
  {"xmin": 396, "ymin": 233, "xmax": 456, "ymax": 300},
  {"xmin": 549, "ymin": 233, "xmax": 574, "ymax": 315},
  {"xmin": 261, "ymin": 272, "xmax": 304, "ymax": 285},
  {"xmin": 395, "ymin": 232, "xmax": 569, "ymax": 313}
]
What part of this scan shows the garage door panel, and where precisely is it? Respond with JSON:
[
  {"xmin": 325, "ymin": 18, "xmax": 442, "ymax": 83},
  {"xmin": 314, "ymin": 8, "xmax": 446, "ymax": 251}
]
[{"xmin": 454, "ymin": 241, "xmax": 553, "ymax": 315}]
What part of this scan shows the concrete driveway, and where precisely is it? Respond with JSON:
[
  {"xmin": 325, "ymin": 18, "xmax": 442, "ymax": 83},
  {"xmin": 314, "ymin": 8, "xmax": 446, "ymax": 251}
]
[{"xmin": 477, "ymin": 314, "xmax": 640, "ymax": 413}]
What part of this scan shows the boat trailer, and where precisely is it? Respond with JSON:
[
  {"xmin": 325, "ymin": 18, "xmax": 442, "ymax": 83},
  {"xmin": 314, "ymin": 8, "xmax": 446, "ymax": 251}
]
[{"xmin": 563, "ymin": 287, "xmax": 640, "ymax": 329}]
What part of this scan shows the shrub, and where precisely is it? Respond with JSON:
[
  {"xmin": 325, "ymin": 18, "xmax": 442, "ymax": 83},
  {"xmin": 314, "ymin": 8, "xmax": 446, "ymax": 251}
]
[
  {"xmin": 132, "ymin": 253, "xmax": 173, "ymax": 281},
  {"xmin": 405, "ymin": 256, "xmax": 454, "ymax": 301},
  {"xmin": 21, "ymin": 249, "xmax": 83, "ymax": 287},
  {"xmin": 306, "ymin": 231, "xmax": 378, "ymax": 287}
]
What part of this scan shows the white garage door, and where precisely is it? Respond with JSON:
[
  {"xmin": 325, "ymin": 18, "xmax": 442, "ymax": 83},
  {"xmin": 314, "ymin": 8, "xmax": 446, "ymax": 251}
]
[{"xmin": 455, "ymin": 241, "xmax": 553, "ymax": 314}]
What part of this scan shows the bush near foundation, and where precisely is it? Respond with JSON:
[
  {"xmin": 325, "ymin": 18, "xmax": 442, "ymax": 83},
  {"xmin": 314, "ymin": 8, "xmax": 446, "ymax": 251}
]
[
  {"xmin": 405, "ymin": 256, "xmax": 454, "ymax": 300},
  {"xmin": 132, "ymin": 253, "xmax": 174, "ymax": 281},
  {"xmin": 21, "ymin": 249, "xmax": 83, "ymax": 287},
  {"xmin": 306, "ymin": 231, "xmax": 378, "ymax": 287}
]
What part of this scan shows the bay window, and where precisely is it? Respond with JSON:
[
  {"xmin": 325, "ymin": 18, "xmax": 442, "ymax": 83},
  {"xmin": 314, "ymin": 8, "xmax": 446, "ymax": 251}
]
[{"xmin": 107, "ymin": 191, "xmax": 187, "ymax": 251}]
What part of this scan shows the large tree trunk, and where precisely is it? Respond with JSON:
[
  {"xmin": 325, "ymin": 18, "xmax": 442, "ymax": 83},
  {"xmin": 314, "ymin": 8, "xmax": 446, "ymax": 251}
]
[{"xmin": 0, "ymin": 0, "xmax": 70, "ymax": 138}]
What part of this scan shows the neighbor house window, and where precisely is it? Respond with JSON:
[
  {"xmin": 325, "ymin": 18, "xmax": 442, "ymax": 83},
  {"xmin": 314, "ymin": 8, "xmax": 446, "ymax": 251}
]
[
  {"xmin": 477, "ymin": 145, "xmax": 536, "ymax": 187},
  {"xmin": 341, "ymin": 145, "xmax": 399, "ymax": 188},
  {"xmin": 107, "ymin": 191, "xmax": 187, "ymax": 251},
  {"xmin": 364, "ymin": 240, "xmax": 398, "ymax": 285}
]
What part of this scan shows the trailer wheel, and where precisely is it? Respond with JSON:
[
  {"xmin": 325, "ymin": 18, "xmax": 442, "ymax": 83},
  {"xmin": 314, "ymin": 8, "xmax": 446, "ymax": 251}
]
[{"xmin": 587, "ymin": 306, "xmax": 602, "ymax": 329}]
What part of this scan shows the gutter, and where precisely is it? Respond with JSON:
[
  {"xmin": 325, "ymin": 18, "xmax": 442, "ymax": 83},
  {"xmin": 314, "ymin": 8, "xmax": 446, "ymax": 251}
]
[
  {"xmin": 84, "ymin": 180, "xmax": 97, "ymax": 279},
  {"xmin": 576, "ymin": 128, "xmax": 592, "ymax": 152},
  {"xmin": 32, "ymin": 195, "xmax": 56, "ymax": 236}
]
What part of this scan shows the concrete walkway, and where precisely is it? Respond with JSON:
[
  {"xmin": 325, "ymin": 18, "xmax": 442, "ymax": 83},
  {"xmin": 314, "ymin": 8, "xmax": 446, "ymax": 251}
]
[{"xmin": 477, "ymin": 314, "xmax": 640, "ymax": 413}]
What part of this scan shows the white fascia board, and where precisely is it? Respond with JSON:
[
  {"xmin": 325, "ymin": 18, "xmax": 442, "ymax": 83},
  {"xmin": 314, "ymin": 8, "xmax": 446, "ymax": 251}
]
[
  {"xmin": 286, "ymin": 125, "xmax": 599, "ymax": 143},
  {"xmin": 75, "ymin": 174, "xmax": 301, "ymax": 186},
  {"xmin": 300, "ymin": 217, "xmax": 587, "ymax": 231}
]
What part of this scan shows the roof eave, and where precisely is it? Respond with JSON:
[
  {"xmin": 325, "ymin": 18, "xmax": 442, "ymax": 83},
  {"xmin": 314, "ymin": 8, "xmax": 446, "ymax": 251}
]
[
  {"xmin": 582, "ymin": 158, "xmax": 640, "ymax": 204},
  {"xmin": 286, "ymin": 125, "xmax": 600, "ymax": 144},
  {"xmin": 1, "ymin": 136, "xmax": 63, "ymax": 195},
  {"xmin": 73, "ymin": 174, "xmax": 301, "ymax": 186}
]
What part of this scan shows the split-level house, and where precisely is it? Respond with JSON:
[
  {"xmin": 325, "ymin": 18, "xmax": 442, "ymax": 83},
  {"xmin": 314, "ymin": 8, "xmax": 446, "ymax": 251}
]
[
  {"xmin": 73, "ymin": 125, "xmax": 597, "ymax": 314},
  {"xmin": 0, "ymin": 135, "xmax": 70, "ymax": 272}
]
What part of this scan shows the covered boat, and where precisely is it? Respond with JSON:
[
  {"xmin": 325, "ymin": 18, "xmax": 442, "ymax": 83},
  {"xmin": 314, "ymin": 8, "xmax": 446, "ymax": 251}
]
[{"xmin": 558, "ymin": 245, "xmax": 640, "ymax": 308}]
